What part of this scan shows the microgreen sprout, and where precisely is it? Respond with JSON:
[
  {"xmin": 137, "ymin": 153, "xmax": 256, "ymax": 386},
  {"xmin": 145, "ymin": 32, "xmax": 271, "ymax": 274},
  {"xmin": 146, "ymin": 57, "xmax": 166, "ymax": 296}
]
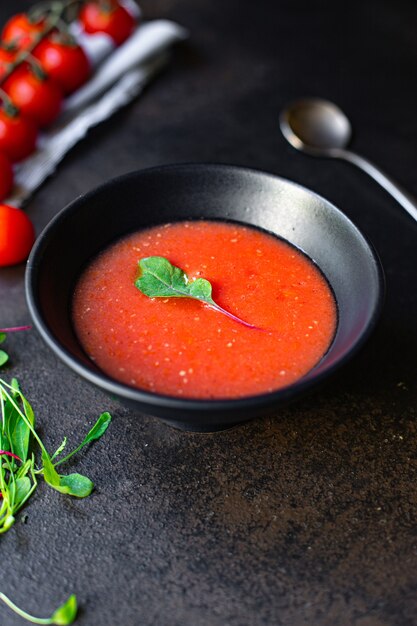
[
  {"xmin": 0, "ymin": 326, "xmax": 32, "ymax": 368},
  {"xmin": 0, "ymin": 377, "xmax": 112, "ymax": 533},
  {"xmin": 0, "ymin": 592, "xmax": 77, "ymax": 625}
]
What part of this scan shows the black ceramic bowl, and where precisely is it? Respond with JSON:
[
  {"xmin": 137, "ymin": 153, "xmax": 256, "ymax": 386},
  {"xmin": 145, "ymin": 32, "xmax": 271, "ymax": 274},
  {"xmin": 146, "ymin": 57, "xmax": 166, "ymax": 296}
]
[{"xmin": 26, "ymin": 164, "xmax": 384, "ymax": 431}]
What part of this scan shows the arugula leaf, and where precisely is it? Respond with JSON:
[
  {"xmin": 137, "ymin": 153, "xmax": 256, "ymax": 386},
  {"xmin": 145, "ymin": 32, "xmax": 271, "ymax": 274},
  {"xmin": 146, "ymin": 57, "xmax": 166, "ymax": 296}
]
[
  {"xmin": 135, "ymin": 256, "xmax": 260, "ymax": 329},
  {"xmin": 136, "ymin": 256, "xmax": 215, "ymax": 300},
  {"xmin": 0, "ymin": 333, "xmax": 6, "ymax": 344}
]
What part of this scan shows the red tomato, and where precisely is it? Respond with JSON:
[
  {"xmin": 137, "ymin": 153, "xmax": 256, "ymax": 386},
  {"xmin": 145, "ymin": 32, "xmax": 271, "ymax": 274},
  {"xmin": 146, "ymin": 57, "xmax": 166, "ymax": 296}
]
[
  {"xmin": 0, "ymin": 108, "xmax": 38, "ymax": 162},
  {"xmin": 0, "ymin": 153, "xmax": 13, "ymax": 201},
  {"xmin": 0, "ymin": 45, "xmax": 17, "ymax": 82},
  {"xmin": 33, "ymin": 37, "xmax": 91, "ymax": 94},
  {"xmin": 0, "ymin": 204, "xmax": 35, "ymax": 267},
  {"xmin": 2, "ymin": 13, "xmax": 46, "ymax": 50},
  {"xmin": 3, "ymin": 67, "xmax": 63, "ymax": 128},
  {"xmin": 80, "ymin": 2, "xmax": 136, "ymax": 46}
]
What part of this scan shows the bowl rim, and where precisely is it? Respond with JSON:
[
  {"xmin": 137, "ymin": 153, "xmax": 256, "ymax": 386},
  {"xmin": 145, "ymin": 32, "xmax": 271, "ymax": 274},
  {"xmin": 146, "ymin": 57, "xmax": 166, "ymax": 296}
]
[{"xmin": 25, "ymin": 162, "xmax": 385, "ymax": 414}]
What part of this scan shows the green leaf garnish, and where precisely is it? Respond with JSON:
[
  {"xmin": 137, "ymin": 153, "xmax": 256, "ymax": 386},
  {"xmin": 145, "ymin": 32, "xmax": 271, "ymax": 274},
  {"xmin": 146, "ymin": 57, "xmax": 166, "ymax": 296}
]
[
  {"xmin": 0, "ymin": 350, "xmax": 8, "ymax": 367},
  {"xmin": 13, "ymin": 476, "xmax": 32, "ymax": 508},
  {"xmin": 53, "ymin": 412, "xmax": 112, "ymax": 468},
  {"xmin": 0, "ymin": 378, "xmax": 111, "ymax": 533},
  {"xmin": 0, "ymin": 327, "xmax": 32, "ymax": 368},
  {"xmin": 56, "ymin": 474, "xmax": 94, "ymax": 498},
  {"xmin": 6, "ymin": 387, "xmax": 34, "ymax": 463},
  {"xmin": 0, "ymin": 592, "xmax": 77, "ymax": 625},
  {"xmin": 82, "ymin": 411, "xmax": 112, "ymax": 443},
  {"xmin": 42, "ymin": 453, "xmax": 94, "ymax": 498},
  {"xmin": 50, "ymin": 595, "xmax": 78, "ymax": 625},
  {"xmin": 51, "ymin": 437, "xmax": 67, "ymax": 461},
  {"xmin": 135, "ymin": 256, "xmax": 260, "ymax": 329},
  {"xmin": 41, "ymin": 451, "xmax": 61, "ymax": 487}
]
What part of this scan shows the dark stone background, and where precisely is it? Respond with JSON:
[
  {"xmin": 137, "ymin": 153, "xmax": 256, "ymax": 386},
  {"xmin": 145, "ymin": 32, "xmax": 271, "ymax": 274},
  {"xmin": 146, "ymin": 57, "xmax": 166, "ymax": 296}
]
[{"xmin": 1, "ymin": 1, "xmax": 417, "ymax": 625}]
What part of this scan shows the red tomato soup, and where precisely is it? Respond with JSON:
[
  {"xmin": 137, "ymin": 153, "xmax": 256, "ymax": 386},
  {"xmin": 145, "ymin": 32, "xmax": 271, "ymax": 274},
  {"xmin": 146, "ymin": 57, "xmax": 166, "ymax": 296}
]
[{"xmin": 72, "ymin": 221, "xmax": 337, "ymax": 399}]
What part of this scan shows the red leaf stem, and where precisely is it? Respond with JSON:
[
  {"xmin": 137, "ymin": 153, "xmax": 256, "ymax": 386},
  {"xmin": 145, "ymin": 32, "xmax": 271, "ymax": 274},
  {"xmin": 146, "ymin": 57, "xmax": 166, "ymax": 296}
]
[
  {"xmin": 0, "ymin": 450, "xmax": 22, "ymax": 462},
  {"xmin": 0, "ymin": 325, "xmax": 31, "ymax": 333}
]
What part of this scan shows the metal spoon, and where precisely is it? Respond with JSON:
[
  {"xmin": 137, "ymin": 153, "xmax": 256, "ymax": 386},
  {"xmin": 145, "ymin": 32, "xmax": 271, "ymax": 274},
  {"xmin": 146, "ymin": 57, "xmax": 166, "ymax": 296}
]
[{"xmin": 279, "ymin": 98, "xmax": 417, "ymax": 222}]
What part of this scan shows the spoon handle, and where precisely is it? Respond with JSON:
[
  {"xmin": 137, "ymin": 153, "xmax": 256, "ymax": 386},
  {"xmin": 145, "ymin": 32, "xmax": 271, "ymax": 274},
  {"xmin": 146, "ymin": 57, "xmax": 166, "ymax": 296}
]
[{"xmin": 335, "ymin": 149, "xmax": 417, "ymax": 222}]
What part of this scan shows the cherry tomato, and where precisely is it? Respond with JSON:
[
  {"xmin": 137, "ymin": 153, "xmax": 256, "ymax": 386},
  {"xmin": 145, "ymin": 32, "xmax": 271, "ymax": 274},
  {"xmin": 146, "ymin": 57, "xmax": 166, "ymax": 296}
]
[
  {"xmin": 80, "ymin": 2, "xmax": 136, "ymax": 46},
  {"xmin": 0, "ymin": 204, "xmax": 35, "ymax": 267},
  {"xmin": 2, "ymin": 13, "xmax": 46, "ymax": 50},
  {"xmin": 33, "ymin": 37, "xmax": 91, "ymax": 95},
  {"xmin": 0, "ymin": 153, "xmax": 13, "ymax": 201},
  {"xmin": 3, "ymin": 67, "xmax": 63, "ymax": 128},
  {"xmin": 0, "ymin": 45, "xmax": 18, "ymax": 82},
  {"xmin": 0, "ymin": 108, "xmax": 38, "ymax": 162}
]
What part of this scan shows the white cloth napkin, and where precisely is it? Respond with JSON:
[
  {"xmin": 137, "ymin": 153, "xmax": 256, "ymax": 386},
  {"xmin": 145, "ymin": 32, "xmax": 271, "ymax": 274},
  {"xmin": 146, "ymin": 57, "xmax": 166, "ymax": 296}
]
[{"xmin": 7, "ymin": 19, "xmax": 188, "ymax": 207}]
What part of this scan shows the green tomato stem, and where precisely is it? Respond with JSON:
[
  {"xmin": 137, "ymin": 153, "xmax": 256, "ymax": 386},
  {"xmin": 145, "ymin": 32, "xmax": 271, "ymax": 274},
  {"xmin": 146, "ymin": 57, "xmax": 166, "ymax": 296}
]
[
  {"xmin": 0, "ymin": 87, "xmax": 19, "ymax": 116},
  {"xmin": 27, "ymin": 53, "xmax": 48, "ymax": 81}
]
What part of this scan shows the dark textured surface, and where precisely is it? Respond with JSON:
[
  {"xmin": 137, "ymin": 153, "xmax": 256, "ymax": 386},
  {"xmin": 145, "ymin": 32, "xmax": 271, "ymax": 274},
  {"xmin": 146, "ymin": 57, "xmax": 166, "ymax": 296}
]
[{"xmin": 1, "ymin": 1, "xmax": 417, "ymax": 625}]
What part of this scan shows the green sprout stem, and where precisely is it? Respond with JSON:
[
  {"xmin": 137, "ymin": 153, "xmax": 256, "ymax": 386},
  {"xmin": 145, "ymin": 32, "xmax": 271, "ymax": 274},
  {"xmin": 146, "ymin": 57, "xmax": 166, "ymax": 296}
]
[
  {"xmin": 0, "ymin": 592, "xmax": 77, "ymax": 625},
  {"xmin": 53, "ymin": 441, "xmax": 88, "ymax": 468},
  {"xmin": 0, "ymin": 593, "xmax": 52, "ymax": 625}
]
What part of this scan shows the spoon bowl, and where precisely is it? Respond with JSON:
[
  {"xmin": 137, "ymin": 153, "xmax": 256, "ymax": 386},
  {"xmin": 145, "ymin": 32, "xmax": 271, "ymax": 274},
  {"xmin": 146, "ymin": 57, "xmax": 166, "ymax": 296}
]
[{"xmin": 279, "ymin": 98, "xmax": 352, "ymax": 155}]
